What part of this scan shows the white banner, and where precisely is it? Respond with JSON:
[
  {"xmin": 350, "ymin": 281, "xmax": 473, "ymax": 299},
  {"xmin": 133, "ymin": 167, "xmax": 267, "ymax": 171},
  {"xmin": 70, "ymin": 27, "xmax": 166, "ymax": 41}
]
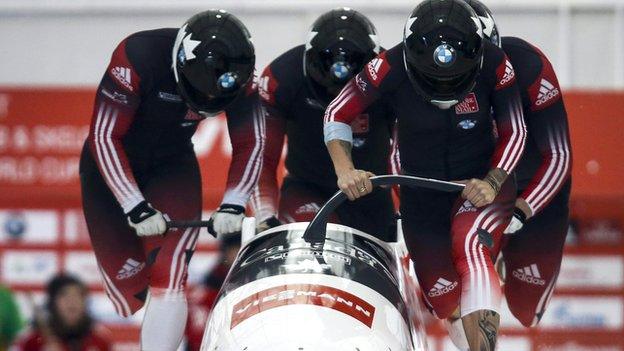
[
  {"xmin": 0, "ymin": 210, "xmax": 59, "ymax": 243},
  {"xmin": 2, "ymin": 250, "xmax": 58, "ymax": 284},
  {"xmin": 559, "ymin": 255, "xmax": 624, "ymax": 289}
]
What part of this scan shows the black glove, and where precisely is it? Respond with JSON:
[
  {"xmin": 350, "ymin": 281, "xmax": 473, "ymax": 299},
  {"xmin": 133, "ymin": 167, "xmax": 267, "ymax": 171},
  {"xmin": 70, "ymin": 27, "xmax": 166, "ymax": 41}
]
[{"xmin": 207, "ymin": 204, "xmax": 245, "ymax": 237}]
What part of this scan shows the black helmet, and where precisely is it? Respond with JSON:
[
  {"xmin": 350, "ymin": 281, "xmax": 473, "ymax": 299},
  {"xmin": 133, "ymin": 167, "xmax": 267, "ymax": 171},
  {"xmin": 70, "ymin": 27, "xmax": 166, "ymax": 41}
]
[
  {"xmin": 465, "ymin": 0, "xmax": 501, "ymax": 47},
  {"xmin": 304, "ymin": 7, "xmax": 380, "ymax": 105},
  {"xmin": 403, "ymin": 0, "xmax": 484, "ymax": 109},
  {"xmin": 173, "ymin": 10, "xmax": 255, "ymax": 115}
]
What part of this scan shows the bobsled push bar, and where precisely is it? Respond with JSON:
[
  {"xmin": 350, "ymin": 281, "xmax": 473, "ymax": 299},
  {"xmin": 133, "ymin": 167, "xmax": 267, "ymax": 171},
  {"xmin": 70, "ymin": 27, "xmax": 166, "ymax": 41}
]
[{"xmin": 302, "ymin": 174, "xmax": 465, "ymax": 242}]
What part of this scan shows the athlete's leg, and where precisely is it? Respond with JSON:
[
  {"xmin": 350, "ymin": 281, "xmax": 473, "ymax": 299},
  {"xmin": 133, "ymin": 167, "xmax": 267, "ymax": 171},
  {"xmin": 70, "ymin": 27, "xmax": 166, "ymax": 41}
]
[
  {"xmin": 139, "ymin": 154, "xmax": 202, "ymax": 351},
  {"xmin": 278, "ymin": 176, "xmax": 337, "ymax": 223},
  {"xmin": 503, "ymin": 183, "xmax": 570, "ymax": 327},
  {"xmin": 81, "ymin": 170, "xmax": 149, "ymax": 317},
  {"xmin": 337, "ymin": 187, "xmax": 396, "ymax": 241},
  {"xmin": 451, "ymin": 179, "xmax": 515, "ymax": 351},
  {"xmin": 400, "ymin": 187, "xmax": 461, "ymax": 319}
]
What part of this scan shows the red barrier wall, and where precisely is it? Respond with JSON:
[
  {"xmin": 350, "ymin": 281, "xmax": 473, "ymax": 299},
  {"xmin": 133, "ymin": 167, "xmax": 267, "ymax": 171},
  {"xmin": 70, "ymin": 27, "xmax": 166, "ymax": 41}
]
[{"xmin": 0, "ymin": 88, "xmax": 622, "ymax": 208}]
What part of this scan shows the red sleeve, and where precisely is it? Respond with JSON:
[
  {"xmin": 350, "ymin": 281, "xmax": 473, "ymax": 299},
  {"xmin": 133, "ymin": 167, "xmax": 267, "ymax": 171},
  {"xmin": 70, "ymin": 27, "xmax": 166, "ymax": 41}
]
[
  {"xmin": 389, "ymin": 125, "xmax": 401, "ymax": 175},
  {"xmin": 251, "ymin": 66, "xmax": 286, "ymax": 221},
  {"xmin": 323, "ymin": 52, "xmax": 390, "ymax": 142},
  {"xmin": 388, "ymin": 125, "xmax": 402, "ymax": 200},
  {"xmin": 221, "ymin": 79, "xmax": 266, "ymax": 207},
  {"xmin": 490, "ymin": 56, "xmax": 527, "ymax": 174},
  {"xmin": 520, "ymin": 55, "xmax": 572, "ymax": 214},
  {"xmin": 87, "ymin": 38, "xmax": 145, "ymax": 213}
]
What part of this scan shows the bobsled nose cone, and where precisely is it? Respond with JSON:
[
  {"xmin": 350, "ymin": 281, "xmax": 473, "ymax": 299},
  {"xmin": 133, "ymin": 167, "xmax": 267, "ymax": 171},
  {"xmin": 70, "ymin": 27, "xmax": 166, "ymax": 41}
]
[{"xmin": 210, "ymin": 303, "xmax": 406, "ymax": 351}]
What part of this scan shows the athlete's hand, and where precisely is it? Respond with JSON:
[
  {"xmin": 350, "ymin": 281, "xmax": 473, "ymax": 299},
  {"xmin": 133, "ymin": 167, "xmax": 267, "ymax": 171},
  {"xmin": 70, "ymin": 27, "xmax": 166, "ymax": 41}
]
[
  {"xmin": 504, "ymin": 199, "xmax": 532, "ymax": 234},
  {"xmin": 336, "ymin": 169, "xmax": 375, "ymax": 201},
  {"xmin": 460, "ymin": 179, "xmax": 497, "ymax": 208},
  {"xmin": 256, "ymin": 216, "xmax": 281, "ymax": 233},
  {"xmin": 126, "ymin": 201, "xmax": 167, "ymax": 237},
  {"xmin": 208, "ymin": 204, "xmax": 245, "ymax": 237}
]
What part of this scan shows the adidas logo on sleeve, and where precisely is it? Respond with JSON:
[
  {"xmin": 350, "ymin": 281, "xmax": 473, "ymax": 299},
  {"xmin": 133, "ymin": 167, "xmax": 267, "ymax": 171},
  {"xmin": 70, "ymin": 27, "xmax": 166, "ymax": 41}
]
[
  {"xmin": 500, "ymin": 60, "xmax": 515, "ymax": 85},
  {"xmin": 535, "ymin": 79, "xmax": 560, "ymax": 106},
  {"xmin": 116, "ymin": 258, "xmax": 146, "ymax": 280},
  {"xmin": 111, "ymin": 66, "xmax": 134, "ymax": 91},
  {"xmin": 428, "ymin": 277, "xmax": 459, "ymax": 297},
  {"xmin": 512, "ymin": 264, "xmax": 546, "ymax": 285}
]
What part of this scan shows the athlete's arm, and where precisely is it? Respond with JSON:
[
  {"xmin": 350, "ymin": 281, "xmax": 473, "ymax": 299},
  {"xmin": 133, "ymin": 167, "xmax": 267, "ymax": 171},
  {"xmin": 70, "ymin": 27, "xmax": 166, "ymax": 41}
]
[
  {"xmin": 87, "ymin": 39, "xmax": 145, "ymax": 213},
  {"xmin": 463, "ymin": 55, "xmax": 527, "ymax": 208},
  {"xmin": 208, "ymin": 87, "xmax": 266, "ymax": 236},
  {"xmin": 490, "ymin": 57, "xmax": 527, "ymax": 179},
  {"xmin": 215, "ymin": 83, "xmax": 266, "ymax": 230},
  {"xmin": 324, "ymin": 69, "xmax": 381, "ymax": 200},
  {"xmin": 250, "ymin": 66, "xmax": 286, "ymax": 224},
  {"xmin": 518, "ymin": 61, "xmax": 571, "ymax": 218},
  {"xmin": 86, "ymin": 38, "xmax": 167, "ymax": 236}
]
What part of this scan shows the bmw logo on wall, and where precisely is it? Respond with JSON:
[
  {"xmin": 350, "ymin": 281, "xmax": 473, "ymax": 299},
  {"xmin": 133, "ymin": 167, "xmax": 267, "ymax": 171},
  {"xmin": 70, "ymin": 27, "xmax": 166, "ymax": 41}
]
[{"xmin": 433, "ymin": 44, "xmax": 456, "ymax": 68}]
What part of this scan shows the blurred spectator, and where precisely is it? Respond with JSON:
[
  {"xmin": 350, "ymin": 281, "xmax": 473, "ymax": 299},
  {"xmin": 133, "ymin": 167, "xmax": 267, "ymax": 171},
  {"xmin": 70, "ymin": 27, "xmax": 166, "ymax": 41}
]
[
  {"xmin": 0, "ymin": 285, "xmax": 23, "ymax": 351},
  {"xmin": 185, "ymin": 233, "xmax": 242, "ymax": 351},
  {"xmin": 11, "ymin": 275, "xmax": 111, "ymax": 351}
]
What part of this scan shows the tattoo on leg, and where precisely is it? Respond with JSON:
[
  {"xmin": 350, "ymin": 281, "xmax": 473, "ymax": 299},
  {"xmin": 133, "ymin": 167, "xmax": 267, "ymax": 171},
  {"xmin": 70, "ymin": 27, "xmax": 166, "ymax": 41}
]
[
  {"xmin": 461, "ymin": 310, "xmax": 500, "ymax": 351},
  {"xmin": 478, "ymin": 310, "xmax": 499, "ymax": 351}
]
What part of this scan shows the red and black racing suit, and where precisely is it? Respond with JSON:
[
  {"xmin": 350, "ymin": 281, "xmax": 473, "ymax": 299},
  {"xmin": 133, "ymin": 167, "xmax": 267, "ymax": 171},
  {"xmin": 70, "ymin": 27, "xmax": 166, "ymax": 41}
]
[
  {"xmin": 252, "ymin": 45, "xmax": 396, "ymax": 240},
  {"xmin": 324, "ymin": 41, "xmax": 526, "ymax": 318},
  {"xmin": 79, "ymin": 28, "xmax": 264, "ymax": 316}
]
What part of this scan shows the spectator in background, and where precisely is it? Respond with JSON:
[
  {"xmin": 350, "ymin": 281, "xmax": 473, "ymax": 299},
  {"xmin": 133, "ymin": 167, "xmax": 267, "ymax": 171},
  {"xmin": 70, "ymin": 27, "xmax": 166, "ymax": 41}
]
[
  {"xmin": 0, "ymin": 285, "xmax": 23, "ymax": 351},
  {"xmin": 185, "ymin": 233, "xmax": 241, "ymax": 351},
  {"xmin": 11, "ymin": 275, "xmax": 111, "ymax": 351}
]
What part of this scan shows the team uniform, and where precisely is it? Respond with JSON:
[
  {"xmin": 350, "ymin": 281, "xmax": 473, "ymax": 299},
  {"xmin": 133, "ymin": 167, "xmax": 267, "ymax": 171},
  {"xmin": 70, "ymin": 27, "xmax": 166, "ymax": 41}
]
[
  {"xmin": 324, "ymin": 41, "xmax": 527, "ymax": 318},
  {"xmin": 252, "ymin": 45, "xmax": 395, "ymax": 239},
  {"xmin": 184, "ymin": 263, "xmax": 228, "ymax": 351},
  {"xmin": 79, "ymin": 28, "xmax": 263, "ymax": 316},
  {"xmin": 500, "ymin": 36, "xmax": 572, "ymax": 327}
]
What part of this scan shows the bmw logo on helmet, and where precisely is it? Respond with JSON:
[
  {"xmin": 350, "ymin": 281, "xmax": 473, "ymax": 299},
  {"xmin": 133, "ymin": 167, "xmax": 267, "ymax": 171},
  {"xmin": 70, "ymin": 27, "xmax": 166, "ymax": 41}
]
[
  {"xmin": 177, "ymin": 47, "xmax": 186, "ymax": 66},
  {"xmin": 218, "ymin": 72, "xmax": 238, "ymax": 90},
  {"xmin": 330, "ymin": 61, "xmax": 351, "ymax": 81},
  {"xmin": 433, "ymin": 44, "xmax": 456, "ymax": 68}
]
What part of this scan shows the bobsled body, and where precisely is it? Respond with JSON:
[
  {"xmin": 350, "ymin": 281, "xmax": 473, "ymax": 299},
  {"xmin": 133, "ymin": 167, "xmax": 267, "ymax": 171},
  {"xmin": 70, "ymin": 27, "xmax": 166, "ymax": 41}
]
[{"xmin": 201, "ymin": 222, "xmax": 427, "ymax": 351}]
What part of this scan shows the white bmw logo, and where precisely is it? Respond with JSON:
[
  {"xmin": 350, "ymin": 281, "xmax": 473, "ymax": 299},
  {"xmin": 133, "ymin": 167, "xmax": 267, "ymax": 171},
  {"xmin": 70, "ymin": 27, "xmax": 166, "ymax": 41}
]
[
  {"xmin": 458, "ymin": 119, "xmax": 477, "ymax": 130},
  {"xmin": 177, "ymin": 48, "xmax": 186, "ymax": 66},
  {"xmin": 218, "ymin": 72, "xmax": 238, "ymax": 90},
  {"xmin": 331, "ymin": 61, "xmax": 351, "ymax": 80},
  {"xmin": 434, "ymin": 44, "xmax": 456, "ymax": 67}
]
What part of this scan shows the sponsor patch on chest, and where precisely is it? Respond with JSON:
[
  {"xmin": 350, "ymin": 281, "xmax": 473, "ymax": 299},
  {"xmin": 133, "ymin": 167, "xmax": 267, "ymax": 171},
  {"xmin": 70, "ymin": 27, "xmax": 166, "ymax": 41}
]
[
  {"xmin": 157, "ymin": 91, "xmax": 182, "ymax": 102},
  {"xmin": 455, "ymin": 92, "xmax": 480, "ymax": 115}
]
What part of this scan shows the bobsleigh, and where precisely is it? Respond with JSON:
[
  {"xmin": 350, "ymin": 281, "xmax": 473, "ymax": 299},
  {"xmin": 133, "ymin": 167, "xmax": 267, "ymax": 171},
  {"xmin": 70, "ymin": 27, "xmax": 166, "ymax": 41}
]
[{"xmin": 200, "ymin": 175, "xmax": 464, "ymax": 351}]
